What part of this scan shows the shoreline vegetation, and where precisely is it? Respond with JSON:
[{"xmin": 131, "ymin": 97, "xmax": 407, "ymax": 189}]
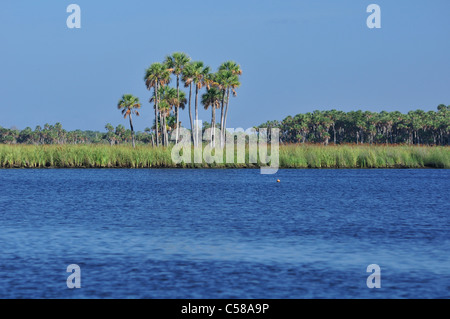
[
  {"xmin": 1, "ymin": 52, "xmax": 448, "ymax": 171},
  {"xmin": 1, "ymin": 51, "xmax": 446, "ymax": 148},
  {"xmin": 0, "ymin": 144, "xmax": 448, "ymax": 169}
]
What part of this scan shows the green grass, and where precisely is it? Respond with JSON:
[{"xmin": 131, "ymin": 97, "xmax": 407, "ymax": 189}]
[
  {"xmin": 0, "ymin": 144, "xmax": 448, "ymax": 168},
  {"xmin": 279, "ymin": 144, "xmax": 450, "ymax": 168}
]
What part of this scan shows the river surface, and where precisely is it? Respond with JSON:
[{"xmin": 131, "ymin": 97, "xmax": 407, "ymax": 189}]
[{"xmin": 0, "ymin": 169, "xmax": 448, "ymax": 298}]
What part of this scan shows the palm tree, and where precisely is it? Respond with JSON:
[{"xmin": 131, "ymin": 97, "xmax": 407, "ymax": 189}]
[
  {"xmin": 115, "ymin": 124, "xmax": 126, "ymax": 144},
  {"xmin": 202, "ymin": 86, "xmax": 223, "ymax": 147},
  {"xmin": 182, "ymin": 62, "xmax": 195, "ymax": 145},
  {"xmin": 215, "ymin": 71, "xmax": 229, "ymax": 147},
  {"xmin": 224, "ymin": 75, "xmax": 240, "ymax": 130},
  {"xmin": 158, "ymin": 100, "xmax": 171, "ymax": 146},
  {"xmin": 216, "ymin": 62, "xmax": 242, "ymax": 146},
  {"xmin": 325, "ymin": 110, "xmax": 341, "ymax": 145},
  {"xmin": 409, "ymin": 109, "xmax": 425, "ymax": 145},
  {"xmin": 164, "ymin": 52, "xmax": 191, "ymax": 144},
  {"xmin": 144, "ymin": 62, "xmax": 171, "ymax": 146},
  {"xmin": 189, "ymin": 61, "xmax": 210, "ymax": 147},
  {"xmin": 105, "ymin": 123, "xmax": 116, "ymax": 146},
  {"xmin": 117, "ymin": 94, "xmax": 141, "ymax": 148},
  {"xmin": 155, "ymin": 86, "xmax": 187, "ymax": 145},
  {"xmin": 170, "ymin": 89, "xmax": 187, "ymax": 133},
  {"xmin": 219, "ymin": 61, "xmax": 242, "ymax": 141}
]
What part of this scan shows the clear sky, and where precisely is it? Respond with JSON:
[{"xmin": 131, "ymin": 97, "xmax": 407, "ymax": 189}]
[{"xmin": 1, "ymin": 0, "xmax": 449, "ymax": 132}]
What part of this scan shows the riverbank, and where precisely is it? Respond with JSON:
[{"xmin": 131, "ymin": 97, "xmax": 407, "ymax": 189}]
[{"xmin": 0, "ymin": 144, "xmax": 448, "ymax": 168}]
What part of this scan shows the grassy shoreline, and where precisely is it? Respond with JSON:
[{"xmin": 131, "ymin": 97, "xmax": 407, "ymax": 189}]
[{"xmin": 0, "ymin": 144, "xmax": 448, "ymax": 169}]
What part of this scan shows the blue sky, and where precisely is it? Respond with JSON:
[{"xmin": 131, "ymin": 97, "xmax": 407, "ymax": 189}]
[{"xmin": 1, "ymin": 0, "xmax": 449, "ymax": 132}]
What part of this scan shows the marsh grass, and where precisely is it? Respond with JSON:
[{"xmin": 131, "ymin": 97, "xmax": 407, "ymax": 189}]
[
  {"xmin": 279, "ymin": 144, "xmax": 449, "ymax": 168},
  {"xmin": 0, "ymin": 144, "xmax": 448, "ymax": 168}
]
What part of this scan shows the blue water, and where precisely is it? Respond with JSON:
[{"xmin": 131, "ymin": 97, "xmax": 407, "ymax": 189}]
[{"xmin": 0, "ymin": 169, "xmax": 449, "ymax": 299}]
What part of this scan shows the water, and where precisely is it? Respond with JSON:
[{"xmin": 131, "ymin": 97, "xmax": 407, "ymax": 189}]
[{"xmin": 0, "ymin": 169, "xmax": 449, "ymax": 299}]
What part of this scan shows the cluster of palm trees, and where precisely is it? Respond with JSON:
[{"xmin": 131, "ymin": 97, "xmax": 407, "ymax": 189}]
[
  {"xmin": 260, "ymin": 105, "xmax": 449, "ymax": 146},
  {"xmin": 118, "ymin": 52, "xmax": 242, "ymax": 148}
]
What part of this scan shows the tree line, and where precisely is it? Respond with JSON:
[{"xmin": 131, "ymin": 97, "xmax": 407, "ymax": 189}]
[
  {"xmin": 0, "ymin": 117, "xmax": 224, "ymax": 145},
  {"xmin": 3, "ymin": 105, "xmax": 447, "ymax": 146},
  {"xmin": 0, "ymin": 123, "xmax": 153, "ymax": 145},
  {"xmin": 257, "ymin": 105, "xmax": 449, "ymax": 146}
]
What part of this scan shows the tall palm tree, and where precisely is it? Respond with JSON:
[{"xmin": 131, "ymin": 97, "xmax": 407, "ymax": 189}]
[
  {"xmin": 215, "ymin": 72, "xmax": 227, "ymax": 147},
  {"xmin": 182, "ymin": 62, "xmax": 195, "ymax": 145},
  {"xmin": 219, "ymin": 61, "xmax": 243, "ymax": 76},
  {"xmin": 223, "ymin": 74, "xmax": 240, "ymax": 134},
  {"xmin": 216, "ymin": 69, "xmax": 240, "ymax": 146},
  {"xmin": 202, "ymin": 86, "xmax": 223, "ymax": 147},
  {"xmin": 164, "ymin": 52, "xmax": 191, "ymax": 144},
  {"xmin": 117, "ymin": 94, "xmax": 141, "ymax": 148},
  {"xmin": 144, "ymin": 62, "xmax": 171, "ymax": 146},
  {"xmin": 219, "ymin": 61, "xmax": 242, "ymax": 141},
  {"xmin": 190, "ymin": 61, "xmax": 211, "ymax": 147}
]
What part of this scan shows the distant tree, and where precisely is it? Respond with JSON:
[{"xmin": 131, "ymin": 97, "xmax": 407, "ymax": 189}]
[
  {"xmin": 117, "ymin": 94, "xmax": 141, "ymax": 148},
  {"xmin": 105, "ymin": 123, "xmax": 116, "ymax": 146},
  {"xmin": 18, "ymin": 127, "xmax": 33, "ymax": 144},
  {"xmin": 115, "ymin": 125, "xmax": 126, "ymax": 144}
]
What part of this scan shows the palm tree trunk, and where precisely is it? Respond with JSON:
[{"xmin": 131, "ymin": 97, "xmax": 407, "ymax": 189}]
[
  {"xmin": 175, "ymin": 75, "xmax": 180, "ymax": 145},
  {"xmin": 211, "ymin": 105, "xmax": 215, "ymax": 147},
  {"xmin": 154, "ymin": 83, "xmax": 159, "ymax": 147},
  {"xmin": 213, "ymin": 104, "xmax": 217, "ymax": 148},
  {"xmin": 188, "ymin": 83, "xmax": 194, "ymax": 146},
  {"xmin": 194, "ymin": 84, "xmax": 199, "ymax": 147},
  {"xmin": 129, "ymin": 114, "xmax": 135, "ymax": 148},
  {"xmin": 161, "ymin": 115, "xmax": 165, "ymax": 146},
  {"xmin": 163, "ymin": 115, "xmax": 168, "ymax": 146},
  {"xmin": 210, "ymin": 108, "xmax": 213, "ymax": 144},
  {"xmin": 159, "ymin": 111, "xmax": 163, "ymax": 146},
  {"xmin": 155, "ymin": 107, "xmax": 159, "ymax": 147},
  {"xmin": 165, "ymin": 118, "xmax": 169, "ymax": 146},
  {"xmin": 219, "ymin": 89, "xmax": 226, "ymax": 147},
  {"xmin": 333, "ymin": 124, "xmax": 336, "ymax": 144},
  {"xmin": 166, "ymin": 117, "xmax": 169, "ymax": 146},
  {"xmin": 223, "ymin": 88, "xmax": 231, "ymax": 144}
]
